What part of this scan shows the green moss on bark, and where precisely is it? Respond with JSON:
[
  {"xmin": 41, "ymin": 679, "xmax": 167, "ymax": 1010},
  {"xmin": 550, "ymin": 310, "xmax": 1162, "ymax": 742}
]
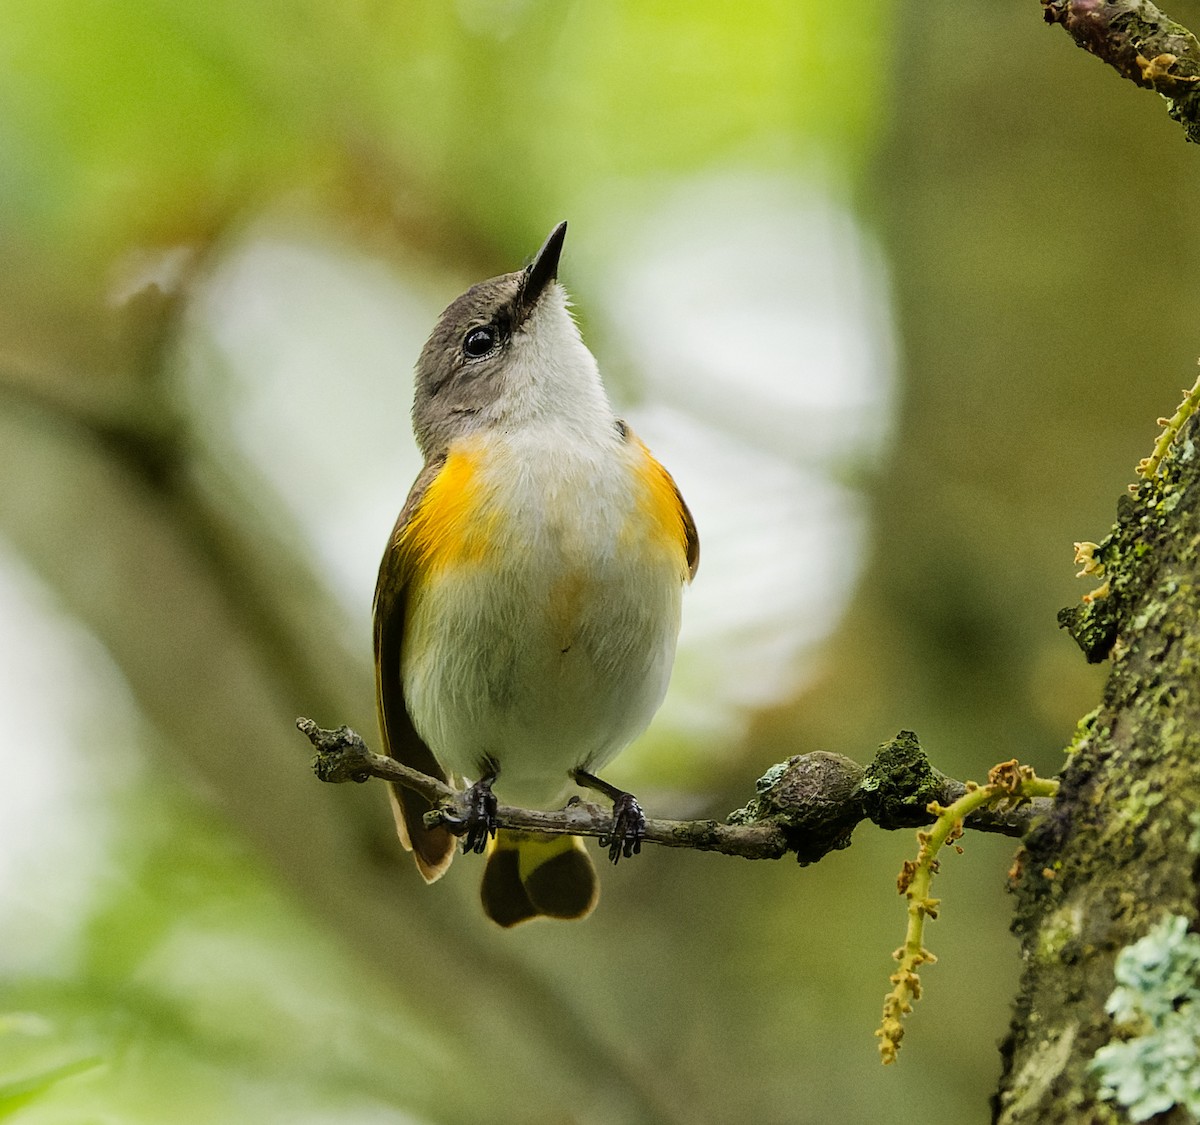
[
  {"xmin": 995, "ymin": 415, "xmax": 1200, "ymax": 1123},
  {"xmin": 859, "ymin": 730, "xmax": 945, "ymax": 829}
]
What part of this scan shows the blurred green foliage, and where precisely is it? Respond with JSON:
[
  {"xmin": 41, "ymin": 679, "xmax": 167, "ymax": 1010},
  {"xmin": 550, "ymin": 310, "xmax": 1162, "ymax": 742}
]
[
  {"xmin": 2, "ymin": 780, "xmax": 464, "ymax": 1123},
  {"xmin": 0, "ymin": 0, "xmax": 885, "ymax": 279}
]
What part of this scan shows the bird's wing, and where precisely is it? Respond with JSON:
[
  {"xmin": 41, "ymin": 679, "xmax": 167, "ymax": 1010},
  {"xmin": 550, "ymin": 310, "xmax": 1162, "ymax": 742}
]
[
  {"xmin": 648, "ymin": 451, "xmax": 700, "ymax": 582},
  {"xmin": 373, "ymin": 456, "xmax": 457, "ymax": 883},
  {"xmin": 674, "ymin": 478, "xmax": 700, "ymax": 582},
  {"xmin": 623, "ymin": 423, "xmax": 699, "ymax": 582}
]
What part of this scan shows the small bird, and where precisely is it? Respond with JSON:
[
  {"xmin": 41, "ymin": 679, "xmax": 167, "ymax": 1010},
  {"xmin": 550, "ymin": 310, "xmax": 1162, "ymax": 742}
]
[{"xmin": 373, "ymin": 222, "xmax": 698, "ymax": 926}]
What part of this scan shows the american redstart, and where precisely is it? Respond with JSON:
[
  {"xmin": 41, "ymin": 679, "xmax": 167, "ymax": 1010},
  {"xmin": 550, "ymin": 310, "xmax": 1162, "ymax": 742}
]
[{"xmin": 374, "ymin": 222, "xmax": 698, "ymax": 926}]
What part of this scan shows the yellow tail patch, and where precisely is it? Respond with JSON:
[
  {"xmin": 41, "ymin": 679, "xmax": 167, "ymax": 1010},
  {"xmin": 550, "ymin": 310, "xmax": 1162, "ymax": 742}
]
[{"xmin": 481, "ymin": 831, "xmax": 599, "ymax": 927}]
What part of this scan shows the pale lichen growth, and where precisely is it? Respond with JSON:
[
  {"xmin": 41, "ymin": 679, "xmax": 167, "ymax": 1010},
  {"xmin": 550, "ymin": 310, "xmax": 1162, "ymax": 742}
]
[
  {"xmin": 1091, "ymin": 914, "xmax": 1200, "ymax": 1121},
  {"xmin": 1074, "ymin": 541, "xmax": 1105, "ymax": 578},
  {"xmin": 1187, "ymin": 810, "xmax": 1200, "ymax": 855},
  {"xmin": 1072, "ymin": 540, "xmax": 1111, "ymax": 602},
  {"xmin": 1135, "ymin": 51, "xmax": 1200, "ymax": 88}
]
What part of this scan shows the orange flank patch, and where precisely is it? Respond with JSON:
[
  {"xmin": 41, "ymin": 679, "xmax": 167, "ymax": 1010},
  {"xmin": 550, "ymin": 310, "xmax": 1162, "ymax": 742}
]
[
  {"xmin": 399, "ymin": 448, "xmax": 495, "ymax": 575},
  {"xmin": 631, "ymin": 440, "xmax": 691, "ymax": 577}
]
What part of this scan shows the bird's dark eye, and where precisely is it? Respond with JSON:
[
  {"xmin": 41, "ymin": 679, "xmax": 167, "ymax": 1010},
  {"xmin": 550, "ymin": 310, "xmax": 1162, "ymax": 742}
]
[{"xmin": 463, "ymin": 326, "xmax": 497, "ymax": 358}]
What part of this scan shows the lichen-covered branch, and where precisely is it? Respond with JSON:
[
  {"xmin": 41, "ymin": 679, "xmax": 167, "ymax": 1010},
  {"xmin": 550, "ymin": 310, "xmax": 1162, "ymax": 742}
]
[
  {"xmin": 1042, "ymin": 0, "xmax": 1200, "ymax": 143},
  {"xmin": 297, "ymin": 719, "xmax": 1052, "ymax": 864}
]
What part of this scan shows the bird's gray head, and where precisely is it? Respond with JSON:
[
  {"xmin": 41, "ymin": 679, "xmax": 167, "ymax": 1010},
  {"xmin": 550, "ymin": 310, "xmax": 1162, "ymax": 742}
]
[{"xmin": 411, "ymin": 222, "xmax": 612, "ymax": 457}]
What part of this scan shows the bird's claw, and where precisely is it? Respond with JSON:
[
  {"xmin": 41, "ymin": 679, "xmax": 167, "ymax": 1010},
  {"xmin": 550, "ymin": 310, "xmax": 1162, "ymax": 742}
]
[
  {"xmin": 599, "ymin": 791, "xmax": 645, "ymax": 865},
  {"xmin": 454, "ymin": 775, "xmax": 498, "ymax": 854}
]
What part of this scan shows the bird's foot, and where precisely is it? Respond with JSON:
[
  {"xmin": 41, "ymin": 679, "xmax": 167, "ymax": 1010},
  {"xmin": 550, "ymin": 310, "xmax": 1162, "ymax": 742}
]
[
  {"xmin": 601, "ymin": 791, "xmax": 645, "ymax": 865},
  {"xmin": 440, "ymin": 771, "xmax": 498, "ymax": 855},
  {"xmin": 572, "ymin": 769, "xmax": 646, "ymax": 865}
]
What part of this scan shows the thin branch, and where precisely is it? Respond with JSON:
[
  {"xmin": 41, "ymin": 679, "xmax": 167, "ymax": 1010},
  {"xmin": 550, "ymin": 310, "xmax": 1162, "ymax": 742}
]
[
  {"xmin": 297, "ymin": 720, "xmax": 1054, "ymax": 864},
  {"xmin": 1042, "ymin": 0, "xmax": 1200, "ymax": 143}
]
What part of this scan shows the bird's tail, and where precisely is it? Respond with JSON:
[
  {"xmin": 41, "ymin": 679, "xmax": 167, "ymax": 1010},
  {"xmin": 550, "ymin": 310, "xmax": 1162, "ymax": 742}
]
[{"xmin": 480, "ymin": 830, "xmax": 598, "ymax": 927}]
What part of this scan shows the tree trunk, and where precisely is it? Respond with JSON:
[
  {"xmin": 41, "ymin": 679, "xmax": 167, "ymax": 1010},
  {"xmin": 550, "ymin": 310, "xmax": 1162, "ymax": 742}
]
[{"xmin": 995, "ymin": 409, "xmax": 1200, "ymax": 1122}]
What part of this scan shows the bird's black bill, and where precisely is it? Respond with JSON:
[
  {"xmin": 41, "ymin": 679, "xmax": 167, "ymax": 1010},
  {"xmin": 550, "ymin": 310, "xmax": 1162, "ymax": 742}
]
[{"xmin": 520, "ymin": 220, "xmax": 567, "ymax": 315}]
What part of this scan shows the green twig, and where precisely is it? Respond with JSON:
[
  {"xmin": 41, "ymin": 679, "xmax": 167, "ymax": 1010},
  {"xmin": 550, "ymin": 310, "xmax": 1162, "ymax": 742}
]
[
  {"xmin": 876, "ymin": 760, "xmax": 1059, "ymax": 1064},
  {"xmin": 1136, "ymin": 369, "xmax": 1200, "ymax": 481}
]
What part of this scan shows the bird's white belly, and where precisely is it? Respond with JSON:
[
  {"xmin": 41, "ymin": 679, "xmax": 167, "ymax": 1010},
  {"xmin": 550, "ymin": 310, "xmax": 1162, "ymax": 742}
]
[{"xmin": 401, "ymin": 441, "xmax": 683, "ymax": 808}]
